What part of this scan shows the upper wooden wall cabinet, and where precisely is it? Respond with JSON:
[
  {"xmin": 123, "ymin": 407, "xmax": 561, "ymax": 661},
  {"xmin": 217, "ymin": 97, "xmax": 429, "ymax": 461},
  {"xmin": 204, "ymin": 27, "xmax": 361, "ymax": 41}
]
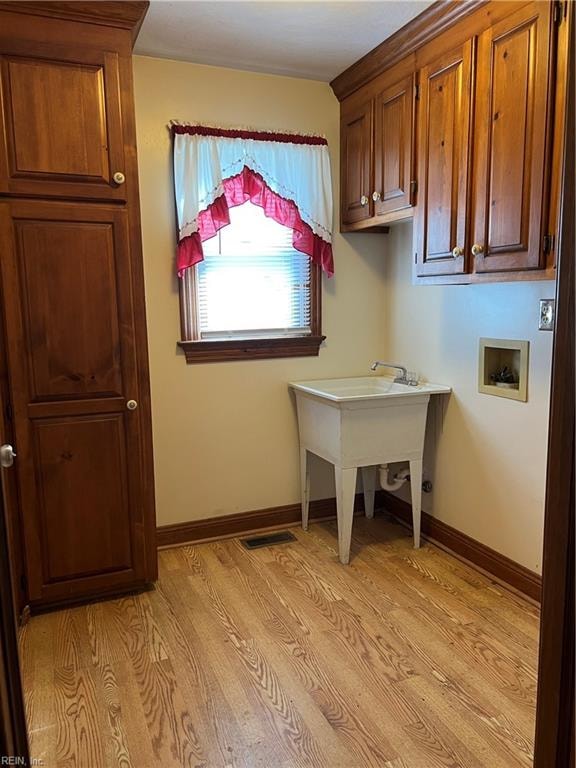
[
  {"xmin": 341, "ymin": 57, "xmax": 416, "ymax": 229},
  {"xmin": 333, "ymin": 0, "xmax": 571, "ymax": 285}
]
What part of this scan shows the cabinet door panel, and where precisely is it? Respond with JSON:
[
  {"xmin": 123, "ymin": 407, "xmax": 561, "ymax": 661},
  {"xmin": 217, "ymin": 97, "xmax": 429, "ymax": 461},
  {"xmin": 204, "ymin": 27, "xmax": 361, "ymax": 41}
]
[
  {"xmin": 0, "ymin": 201, "xmax": 152, "ymax": 605},
  {"xmin": 341, "ymin": 101, "xmax": 372, "ymax": 225},
  {"xmin": 415, "ymin": 41, "xmax": 473, "ymax": 277},
  {"xmin": 373, "ymin": 74, "xmax": 415, "ymax": 217},
  {"xmin": 472, "ymin": 2, "xmax": 552, "ymax": 272},
  {"xmin": 8, "ymin": 58, "xmax": 107, "ymax": 177},
  {"xmin": 17, "ymin": 219, "xmax": 123, "ymax": 400},
  {"xmin": 34, "ymin": 414, "xmax": 132, "ymax": 583},
  {"xmin": 0, "ymin": 47, "xmax": 126, "ymax": 200}
]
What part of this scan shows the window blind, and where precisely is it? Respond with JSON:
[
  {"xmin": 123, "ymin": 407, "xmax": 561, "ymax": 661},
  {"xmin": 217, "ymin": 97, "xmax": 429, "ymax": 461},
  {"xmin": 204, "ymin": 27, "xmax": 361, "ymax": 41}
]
[{"xmin": 196, "ymin": 202, "xmax": 312, "ymax": 339}]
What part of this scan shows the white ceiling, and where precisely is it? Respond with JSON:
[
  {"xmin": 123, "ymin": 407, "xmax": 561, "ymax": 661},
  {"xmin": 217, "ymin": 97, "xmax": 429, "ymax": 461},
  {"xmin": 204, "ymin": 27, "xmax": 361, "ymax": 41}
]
[{"xmin": 136, "ymin": 1, "xmax": 435, "ymax": 82}]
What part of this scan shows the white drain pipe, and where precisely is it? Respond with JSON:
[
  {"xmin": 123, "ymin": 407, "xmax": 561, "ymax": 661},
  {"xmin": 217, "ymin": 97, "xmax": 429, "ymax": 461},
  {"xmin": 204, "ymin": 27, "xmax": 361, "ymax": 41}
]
[{"xmin": 379, "ymin": 463, "xmax": 410, "ymax": 491}]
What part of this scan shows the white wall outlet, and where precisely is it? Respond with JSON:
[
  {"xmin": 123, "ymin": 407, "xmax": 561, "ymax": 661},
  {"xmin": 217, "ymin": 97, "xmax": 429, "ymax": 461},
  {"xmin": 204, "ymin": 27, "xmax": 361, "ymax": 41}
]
[{"xmin": 539, "ymin": 299, "xmax": 555, "ymax": 331}]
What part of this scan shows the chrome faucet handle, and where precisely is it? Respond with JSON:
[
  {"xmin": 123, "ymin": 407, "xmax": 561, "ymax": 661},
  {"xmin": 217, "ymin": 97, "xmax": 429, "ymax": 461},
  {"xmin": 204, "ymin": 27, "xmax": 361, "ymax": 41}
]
[{"xmin": 391, "ymin": 369, "xmax": 419, "ymax": 386}]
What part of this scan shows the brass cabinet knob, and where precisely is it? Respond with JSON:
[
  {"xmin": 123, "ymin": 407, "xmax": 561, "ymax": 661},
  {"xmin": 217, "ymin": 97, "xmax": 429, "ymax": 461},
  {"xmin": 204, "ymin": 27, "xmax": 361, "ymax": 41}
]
[
  {"xmin": 452, "ymin": 246, "xmax": 464, "ymax": 258},
  {"xmin": 471, "ymin": 243, "xmax": 484, "ymax": 256},
  {"xmin": 113, "ymin": 171, "xmax": 126, "ymax": 185},
  {"xmin": 360, "ymin": 195, "xmax": 368, "ymax": 206},
  {"xmin": 372, "ymin": 191, "xmax": 381, "ymax": 202},
  {"xmin": 126, "ymin": 399, "xmax": 138, "ymax": 411}
]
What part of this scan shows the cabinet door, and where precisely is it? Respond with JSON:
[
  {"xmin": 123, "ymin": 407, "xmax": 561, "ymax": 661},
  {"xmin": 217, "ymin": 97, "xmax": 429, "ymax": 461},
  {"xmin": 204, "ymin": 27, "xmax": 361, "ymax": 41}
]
[
  {"xmin": 0, "ymin": 201, "xmax": 155, "ymax": 607},
  {"xmin": 341, "ymin": 101, "xmax": 373, "ymax": 225},
  {"xmin": 373, "ymin": 74, "xmax": 415, "ymax": 218},
  {"xmin": 414, "ymin": 40, "xmax": 474, "ymax": 277},
  {"xmin": 0, "ymin": 43, "xmax": 127, "ymax": 201},
  {"xmin": 471, "ymin": 2, "xmax": 553, "ymax": 273}
]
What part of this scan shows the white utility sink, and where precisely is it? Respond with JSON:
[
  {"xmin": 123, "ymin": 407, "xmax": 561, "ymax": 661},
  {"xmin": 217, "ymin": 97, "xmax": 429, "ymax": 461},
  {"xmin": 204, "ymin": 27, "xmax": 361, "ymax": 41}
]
[
  {"xmin": 291, "ymin": 376, "xmax": 451, "ymax": 402},
  {"xmin": 290, "ymin": 376, "xmax": 451, "ymax": 564}
]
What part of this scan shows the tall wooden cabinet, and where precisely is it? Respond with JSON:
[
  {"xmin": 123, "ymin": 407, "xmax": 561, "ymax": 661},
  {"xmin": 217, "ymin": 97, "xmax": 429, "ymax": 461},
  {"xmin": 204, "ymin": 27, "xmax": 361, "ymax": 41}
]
[
  {"xmin": 0, "ymin": 2, "xmax": 157, "ymax": 611},
  {"xmin": 333, "ymin": 0, "xmax": 570, "ymax": 285}
]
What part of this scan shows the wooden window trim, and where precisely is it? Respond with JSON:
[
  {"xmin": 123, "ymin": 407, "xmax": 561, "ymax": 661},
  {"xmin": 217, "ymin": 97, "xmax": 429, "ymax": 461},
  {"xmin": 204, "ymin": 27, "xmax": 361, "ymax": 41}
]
[{"xmin": 177, "ymin": 261, "xmax": 324, "ymax": 363}]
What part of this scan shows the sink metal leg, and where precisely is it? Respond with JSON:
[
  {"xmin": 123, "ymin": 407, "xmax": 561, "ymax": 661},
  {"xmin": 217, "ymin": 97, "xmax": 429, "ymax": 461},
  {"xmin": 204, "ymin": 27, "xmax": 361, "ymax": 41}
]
[
  {"xmin": 335, "ymin": 466, "xmax": 357, "ymax": 564},
  {"xmin": 300, "ymin": 447, "xmax": 310, "ymax": 530},
  {"xmin": 409, "ymin": 458, "xmax": 423, "ymax": 548},
  {"xmin": 361, "ymin": 466, "xmax": 377, "ymax": 519}
]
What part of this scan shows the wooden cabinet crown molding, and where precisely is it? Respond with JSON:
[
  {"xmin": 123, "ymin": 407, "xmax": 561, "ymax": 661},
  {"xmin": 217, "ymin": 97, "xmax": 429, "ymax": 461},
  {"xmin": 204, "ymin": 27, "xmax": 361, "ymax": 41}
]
[
  {"xmin": 330, "ymin": 0, "xmax": 488, "ymax": 101},
  {"xmin": 0, "ymin": 1, "xmax": 149, "ymax": 44}
]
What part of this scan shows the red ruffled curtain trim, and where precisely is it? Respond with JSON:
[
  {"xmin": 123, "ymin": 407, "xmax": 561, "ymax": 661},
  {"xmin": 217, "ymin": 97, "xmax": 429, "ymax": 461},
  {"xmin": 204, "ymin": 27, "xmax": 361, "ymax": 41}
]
[
  {"xmin": 171, "ymin": 124, "xmax": 327, "ymax": 146},
  {"xmin": 177, "ymin": 166, "xmax": 334, "ymax": 277}
]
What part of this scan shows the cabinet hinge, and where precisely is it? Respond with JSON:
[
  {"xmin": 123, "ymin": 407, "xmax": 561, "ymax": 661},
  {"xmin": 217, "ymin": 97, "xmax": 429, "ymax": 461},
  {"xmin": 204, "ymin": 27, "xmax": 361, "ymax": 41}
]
[
  {"xmin": 554, "ymin": 1, "xmax": 566, "ymax": 23},
  {"xmin": 543, "ymin": 233, "xmax": 556, "ymax": 254},
  {"xmin": 415, "ymin": 83, "xmax": 420, "ymax": 101},
  {"xmin": 410, "ymin": 180, "xmax": 418, "ymax": 197},
  {"xmin": 4, "ymin": 401, "xmax": 12, "ymax": 424}
]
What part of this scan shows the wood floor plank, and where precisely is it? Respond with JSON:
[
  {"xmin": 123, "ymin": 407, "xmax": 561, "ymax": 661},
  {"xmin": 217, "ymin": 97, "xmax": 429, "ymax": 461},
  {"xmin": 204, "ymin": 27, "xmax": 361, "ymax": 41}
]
[
  {"xmin": 19, "ymin": 615, "xmax": 57, "ymax": 768},
  {"xmin": 151, "ymin": 574, "xmax": 262, "ymax": 768},
  {"xmin": 94, "ymin": 664, "xmax": 133, "ymax": 768},
  {"xmin": 255, "ymin": 546, "xmax": 486, "ymax": 764},
  {"xmin": 399, "ymin": 674, "xmax": 531, "ymax": 768},
  {"xmin": 221, "ymin": 548, "xmax": 427, "ymax": 764},
  {"xmin": 383, "ymin": 607, "xmax": 536, "ymax": 735},
  {"xmin": 54, "ymin": 663, "xmax": 105, "ymax": 767},
  {"xmin": 211, "ymin": 539, "xmax": 398, "ymax": 766},
  {"xmin": 185, "ymin": 547, "xmax": 334, "ymax": 768},
  {"xmin": 276, "ymin": 547, "xmax": 416, "ymax": 685},
  {"xmin": 308, "ymin": 522, "xmax": 486, "ymax": 626},
  {"xmin": 86, "ymin": 603, "xmax": 126, "ymax": 668},
  {"xmin": 130, "ymin": 641, "xmax": 207, "ymax": 766},
  {"xmin": 400, "ymin": 673, "xmax": 534, "ymax": 767},
  {"xmin": 132, "ymin": 592, "xmax": 170, "ymax": 663},
  {"xmin": 166, "ymin": 565, "xmax": 298, "ymax": 767},
  {"xmin": 54, "ymin": 607, "xmax": 92, "ymax": 670},
  {"xmin": 19, "ymin": 519, "xmax": 540, "ymax": 768},
  {"xmin": 404, "ymin": 606, "xmax": 537, "ymax": 706},
  {"xmin": 391, "ymin": 545, "xmax": 540, "ymax": 641},
  {"xmin": 98, "ymin": 598, "xmax": 148, "ymax": 664},
  {"xmin": 110, "ymin": 660, "xmax": 159, "ymax": 768}
]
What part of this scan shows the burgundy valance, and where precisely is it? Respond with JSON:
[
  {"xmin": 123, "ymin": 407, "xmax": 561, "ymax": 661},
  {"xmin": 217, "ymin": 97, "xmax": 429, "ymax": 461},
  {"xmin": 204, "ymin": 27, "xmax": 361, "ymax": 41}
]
[{"xmin": 171, "ymin": 123, "xmax": 328, "ymax": 146}]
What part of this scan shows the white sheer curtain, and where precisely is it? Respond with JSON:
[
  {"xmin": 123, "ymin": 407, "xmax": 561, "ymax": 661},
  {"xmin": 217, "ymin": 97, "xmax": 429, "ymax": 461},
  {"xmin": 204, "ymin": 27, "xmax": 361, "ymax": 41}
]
[{"xmin": 171, "ymin": 124, "xmax": 334, "ymax": 276}]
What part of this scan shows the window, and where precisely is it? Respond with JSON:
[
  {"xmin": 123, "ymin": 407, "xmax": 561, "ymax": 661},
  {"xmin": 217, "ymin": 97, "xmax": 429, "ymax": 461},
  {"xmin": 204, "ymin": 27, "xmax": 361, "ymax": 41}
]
[
  {"xmin": 172, "ymin": 123, "xmax": 333, "ymax": 362},
  {"xmin": 178, "ymin": 202, "xmax": 323, "ymax": 363},
  {"xmin": 198, "ymin": 203, "xmax": 310, "ymax": 337}
]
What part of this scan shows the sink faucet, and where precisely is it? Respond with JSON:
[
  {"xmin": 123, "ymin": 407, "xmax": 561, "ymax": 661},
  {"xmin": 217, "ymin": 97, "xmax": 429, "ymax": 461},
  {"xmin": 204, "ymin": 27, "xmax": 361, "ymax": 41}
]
[{"xmin": 370, "ymin": 361, "xmax": 417, "ymax": 386}]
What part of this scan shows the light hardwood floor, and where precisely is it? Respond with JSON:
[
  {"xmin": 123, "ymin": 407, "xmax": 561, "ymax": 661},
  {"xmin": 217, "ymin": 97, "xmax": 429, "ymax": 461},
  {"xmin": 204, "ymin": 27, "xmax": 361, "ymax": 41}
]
[{"xmin": 19, "ymin": 517, "xmax": 540, "ymax": 768}]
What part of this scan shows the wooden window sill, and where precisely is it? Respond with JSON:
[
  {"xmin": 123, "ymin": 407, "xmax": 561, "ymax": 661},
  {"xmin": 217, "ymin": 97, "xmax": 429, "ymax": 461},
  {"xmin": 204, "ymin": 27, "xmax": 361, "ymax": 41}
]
[{"xmin": 178, "ymin": 335, "xmax": 326, "ymax": 363}]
